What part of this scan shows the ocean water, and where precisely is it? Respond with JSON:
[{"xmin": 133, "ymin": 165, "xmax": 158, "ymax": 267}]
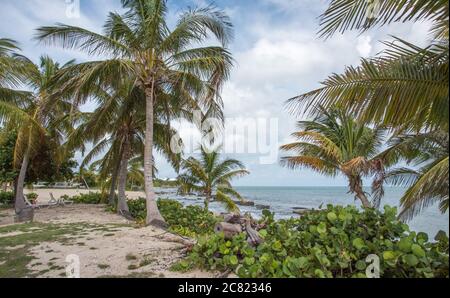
[{"xmin": 160, "ymin": 186, "xmax": 449, "ymax": 238}]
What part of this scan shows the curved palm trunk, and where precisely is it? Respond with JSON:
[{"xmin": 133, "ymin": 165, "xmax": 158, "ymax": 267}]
[
  {"xmin": 117, "ymin": 140, "xmax": 130, "ymax": 214},
  {"xmin": 349, "ymin": 175, "xmax": 372, "ymax": 208},
  {"xmin": 204, "ymin": 188, "xmax": 212, "ymax": 211},
  {"xmin": 108, "ymin": 157, "xmax": 121, "ymax": 206},
  {"xmin": 204, "ymin": 195, "xmax": 211, "ymax": 211},
  {"xmin": 15, "ymin": 149, "xmax": 31, "ymax": 216},
  {"xmin": 108, "ymin": 168, "xmax": 118, "ymax": 206},
  {"xmin": 144, "ymin": 82, "xmax": 167, "ymax": 228}
]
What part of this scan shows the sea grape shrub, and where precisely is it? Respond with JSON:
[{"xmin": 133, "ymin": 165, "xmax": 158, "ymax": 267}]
[
  {"xmin": 127, "ymin": 198, "xmax": 219, "ymax": 236},
  {"xmin": 127, "ymin": 198, "xmax": 147, "ymax": 220},
  {"xmin": 158, "ymin": 199, "xmax": 219, "ymax": 236},
  {"xmin": 187, "ymin": 205, "xmax": 449, "ymax": 278},
  {"xmin": 0, "ymin": 191, "xmax": 14, "ymax": 207},
  {"xmin": 63, "ymin": 192, "xmax": 104, "ymax": 204}
]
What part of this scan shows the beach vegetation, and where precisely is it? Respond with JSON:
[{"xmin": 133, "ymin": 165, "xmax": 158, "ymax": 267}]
[
  {"xmin": 183, "ymin": 205, "xmax": 449, "ymax": 278},
  {"xmin": 178, "ymin": 146, "xmax": 249, "ymax": 212},
  {"xmin": 0, "ymin": 191, "xmax": 14, "ymax": 207},
  {"xmin": 128, "ymin": 198, "xmax": 219, "ymax": 236}
]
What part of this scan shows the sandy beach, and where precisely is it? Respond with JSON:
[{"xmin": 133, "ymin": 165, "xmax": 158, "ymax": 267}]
[{"xmin": 0, "ymin": 189, "xmax": 217, "ymax": 278}]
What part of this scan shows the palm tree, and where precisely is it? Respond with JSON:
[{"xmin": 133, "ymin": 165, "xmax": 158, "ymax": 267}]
[
  {"xmin": 178, "ymin": 146, "xmax": 249, "ymax": 212},
  {"xmin": 36, "ymin": 0, "xmax": 234, "ymax": 227},
  {"xmin": 0, "ymin": 55, "xmax": 79, "ymax": 219},
  {"xmin": 70, "ymin": 80, "xmax": 182, "ymax": 216},
  {"xmin": 380, "ymin": 130, "xmax": 449, "ymax": 220},
  {"xmin": 280, "ymin": 106, "xmax": 387, "ymax": 208},
  {"xmin": 287, "ymin": 0, "xmax": 449, "ymax": 216},
  {"xmin": 289, "ymin": 0, "xmax": 448, "ymax": 132}
]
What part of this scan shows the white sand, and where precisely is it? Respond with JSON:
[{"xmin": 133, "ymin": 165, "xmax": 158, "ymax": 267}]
[{"xmin": 0, "ymin": 189, "xmax": 218, "ymax": 278}]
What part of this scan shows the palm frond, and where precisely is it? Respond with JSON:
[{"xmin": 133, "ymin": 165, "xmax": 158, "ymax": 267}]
[
  {"xmin": 318, "ymin": 0, "xmax": 449, "ymax": 39},
  {"xmin": 399, "ymin": 156, "xmax": 449, "ymax": 221},
  {"xmin": 215, "ymin": 190, "xmax": 240, "ymax": 213}
]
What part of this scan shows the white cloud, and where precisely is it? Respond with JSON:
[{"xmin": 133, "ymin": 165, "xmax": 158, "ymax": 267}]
[{"xmin": 356, "ymin": 35, "xmax": 373, "ymax": 58}]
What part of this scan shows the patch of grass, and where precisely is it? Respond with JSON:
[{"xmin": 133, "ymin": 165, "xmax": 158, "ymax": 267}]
[
  {"xmin": 100, "ymin": 271, "xmax": 157, "ymax": 278},
  {"xmin": 89, "ymin": 247, "xmax": 98, "ymax": 250},
  {"xmin": 127, "ymin": 264, "xmax": 139, "ymax": 270},
  {"xmin": 49, "ymin": 265, "xmax": 65, "ymax": 271},
  {"xmin": 139, "ymin": 258, "xmax": 155, "ymax": 268},
  {"xmin": 98, "ymin": 264, "xmax": 110, "ymax": 270},
  {"xmin": 39, "ymin": 269, "xmax": 51, "ymax": 275},
  {"xmin": 103, "ymin": 233, "xmax": 115, "ymax": 237},
  {"xmin": 169, "ymin": 260, "xmax": 192, "ymax": 273},
  {"xmin": 125, "ymin": 253, "xmax": 138, "ymax": 261},
  {"xmin": 0, "ymin": 247, "xmax": 36, "ymax": 278}
]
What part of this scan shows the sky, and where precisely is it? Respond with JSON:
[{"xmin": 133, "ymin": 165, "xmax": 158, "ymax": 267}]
[{"xmin": 0, "ymin": 0, "xmax": 433, "ymax": 186}]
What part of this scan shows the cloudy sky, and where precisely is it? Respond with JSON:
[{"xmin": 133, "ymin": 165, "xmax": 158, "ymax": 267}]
[{"xmin": 0, "ymin": 0, "xmax": 432, "ymax": 186}]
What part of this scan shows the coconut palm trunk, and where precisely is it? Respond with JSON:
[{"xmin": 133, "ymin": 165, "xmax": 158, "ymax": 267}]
[
  {"xmin": 15, "ymin": 149, "xmax": 30, "ymax": 214},
  {"xmin": 144, "ymin": 82, "xmax": 167, "ymax": 227},
  {"xmin": 108, "ymin": 166, "xmax": 119, "ymax": 206},
  {"xmin": 117, "ymin": 139, "xmax": 131, "ymax": 214},
  {"xmin": 349, "ymin": 175, "xmax": 371, "ymax": 208},
  {"xmin": 204, "ymin": 191, "xmax": 212, "ymax": 211}
]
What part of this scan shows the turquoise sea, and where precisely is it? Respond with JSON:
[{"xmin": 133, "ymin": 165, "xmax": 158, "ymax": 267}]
[{"xmin": 165, "ymin": 186, "xmax": 449, "ymax": 238}]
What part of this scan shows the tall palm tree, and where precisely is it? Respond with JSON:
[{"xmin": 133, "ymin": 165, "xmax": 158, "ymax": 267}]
[
  {"xmin": 280, "ymin": 106, "xmax": 387, "ymax": 208},
  {"xmin": 178, "ymin": 146, "xmax": 249, "ymax": 212},
  {"xmin": 71, "ymin": 80, "xmax": 182, "ymax": 216},
  {"xmin": 380, "ymin": 130, "xmax": 449, "ymax": 220},
  {"xmin": 36, "ymin": 0, "xmax": 234, "ymax": 227},
  {"xmin": 0, "ymin": 55, "xmax": 79, "ymax": 219}
]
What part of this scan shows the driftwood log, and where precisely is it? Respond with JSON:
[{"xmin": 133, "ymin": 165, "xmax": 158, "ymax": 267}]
[
  {"xmin": 214, "ymin": 213, "xmax": 263, "ymax": 246},
  {"xmin": 214, "ymin": 222, "xmax": 243, "ymax": 239}
]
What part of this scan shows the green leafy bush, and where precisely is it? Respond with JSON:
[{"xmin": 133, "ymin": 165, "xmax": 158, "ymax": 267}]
[
  {"xmin": 63, "ymin": 192, "xmax": 104, "ymax": 204},
  {"xmin": 25, "ymin": 193, "xmax": 38, "ymax": 204},
  {"xmin": 127, "ymin": 198, "xmax": 219, "ymax": 236},
  {"xmin": 186, "ymin": 205, "xmax": 449, "ymax": 278},
  {"xmin": 0, "ymin": 191, "xmax": 14, "ymax": 207},
  {"xmin": 127, "ymin": 198, "xmax": 147, "ymax": 220}
]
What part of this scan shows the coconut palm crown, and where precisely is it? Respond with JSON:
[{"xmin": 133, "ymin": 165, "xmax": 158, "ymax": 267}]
[
  {"xmin": 280, "ymin": 106, "xmax": 387, "ymax": 208},
  {"xmin": 178, "ymin": 146, "xmax": 249, "ymax": 213}
]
